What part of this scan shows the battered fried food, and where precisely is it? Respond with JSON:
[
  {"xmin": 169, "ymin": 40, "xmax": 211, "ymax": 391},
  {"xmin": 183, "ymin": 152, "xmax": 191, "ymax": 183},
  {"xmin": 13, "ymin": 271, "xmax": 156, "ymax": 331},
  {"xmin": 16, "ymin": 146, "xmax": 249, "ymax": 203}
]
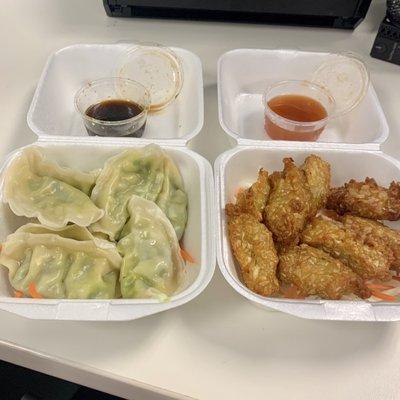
[
  {"xmin": 230, "ymin": 169, "xmax": 270, "ymax": 221},
  {"xmin": 224, "ymin": 153, "xmax": 400, "ymax": 302},
  {"xmin": 278, "ymin": 244, "xmax": 370, "ymax": 300},
  {"xmin": 264, "ymin": 158, "xmax": 312, "ymax": 245},
  {"xmin": 327, "ymin": 178, "xmax": 400, "ymax": 220},
  {"xmin": 301, "ymin": 216, "xmax": 392, "ymax": 280},
  {"xmin": 300, "ymin": 155, "xmax": 331, "ymax": 217},
  {"xmin": 226, "ymin": 211, "xmax": 279, "ymax": 297},
  {"xmin": 343, "ymin": 214, "xmax": 400, "ymax": 272}
]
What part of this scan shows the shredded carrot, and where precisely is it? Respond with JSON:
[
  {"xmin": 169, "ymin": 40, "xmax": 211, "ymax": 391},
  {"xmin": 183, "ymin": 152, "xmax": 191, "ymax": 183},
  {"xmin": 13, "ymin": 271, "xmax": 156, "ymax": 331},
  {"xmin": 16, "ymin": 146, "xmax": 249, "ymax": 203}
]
[
  {"xmin": 366, "ymin": 283, "xmax": 395, "ymax": 290},
  {"xmin": 180, "ymin": 248, "xmax": 195, "ymax": 264},
  {"xmin": 235, "ymin": 187, "xmax": 245, "ymax": 198},
  {"xmin": 14, "ymin": 290, "xmax": 23, "ymax": 298},
  {"xmin": 281, "ymin": 285, "xmax": 305, "ymax": 300},
  {"xmin": 370, "ymin": 290, "xmax": 397, "ymax": 302},
  {"xmin": 28, "ymin": 283, "xmax": 43, "ymax": 299}
]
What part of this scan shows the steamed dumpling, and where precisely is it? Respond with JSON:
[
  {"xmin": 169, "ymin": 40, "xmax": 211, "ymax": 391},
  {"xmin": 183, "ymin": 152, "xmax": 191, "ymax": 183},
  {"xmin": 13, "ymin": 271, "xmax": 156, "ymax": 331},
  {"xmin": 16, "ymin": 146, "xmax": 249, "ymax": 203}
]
[
  {"xmin": 90, "ymin": 144, "xmax": 187, "ymax": 241},
  {"xmin": 15, "ymin": 223, "xmax": 115, "ymax": 250},
  {"xmin": 0, "ymin": 225, "xmax": 121, "ymax": 299},
  {"xmin": 90, "ymin": 145, "xmax": 165, "ymax": 240},
  {"xmin": 3, "ymin": 148, "xmax": 103, "ymax": 228},
  {"xmin": 117, "ymin": 195, "xmax": 185, "ymax": 299},
  {"xmin": 156, "ymin": 157, "xmax": 188, "ymax": 240},
  {"xmin": 11, "ymin": 147, "xmax": 97, "ymax": 194},
  {"xmin": 15, "ymin": 223, "xmax": 96, "ymax": 241}
]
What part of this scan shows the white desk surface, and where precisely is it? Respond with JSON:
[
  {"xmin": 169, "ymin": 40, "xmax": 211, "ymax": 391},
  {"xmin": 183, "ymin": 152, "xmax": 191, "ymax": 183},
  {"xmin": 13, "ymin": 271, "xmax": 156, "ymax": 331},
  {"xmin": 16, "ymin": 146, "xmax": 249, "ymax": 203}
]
[{"xmin": 1, "ymin": 1, "xmax": 400, "ymax": 399}]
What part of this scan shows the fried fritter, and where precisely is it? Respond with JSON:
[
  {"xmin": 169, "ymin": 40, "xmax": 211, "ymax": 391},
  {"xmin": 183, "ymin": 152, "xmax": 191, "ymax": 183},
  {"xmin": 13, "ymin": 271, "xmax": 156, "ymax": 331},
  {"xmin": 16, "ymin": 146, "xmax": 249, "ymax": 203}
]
[
  {"xmin": 231, "ymin": 168, "xmax": 270, "ymax": 221},
  {"xmin": 264, "ymin": 158, "xmax": 312, "ymax": 245},
  {"xmin": 327, "ymin": 178, "xmax": 400, "ymax": 221},
  {"xmin": 278, "ymin": 244, "xmax": 370, "ymax": 300},
  {"xmin": 300, "ymin": 155, "xmax": 331, "ymax": 217},
  {"xmin": 343, "ymin": 214, "xmax": 400, "ymax": 272},
  {"xmin": 227, "ymin": 212, "xmax": 279, "ymax": 297},
  {"xmin": 301, "ymin": 216, "xmax": 392, "ymax": 281}
]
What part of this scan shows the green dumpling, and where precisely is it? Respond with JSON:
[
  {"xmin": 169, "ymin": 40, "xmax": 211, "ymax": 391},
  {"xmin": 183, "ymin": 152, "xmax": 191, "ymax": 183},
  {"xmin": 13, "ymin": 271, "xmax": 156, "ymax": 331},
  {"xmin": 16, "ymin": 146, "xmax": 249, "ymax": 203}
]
[
  {"xmin": 117, "ymin": 195, "xmax": 185, "ymax": 300},
  {"xmin": 90, "ymin": 144, "xmax": 187, "ymax": 241},
  {"xmin": 0, "ymin": 226, "xmax": 121, "ymax": 299},
  {"xmin": 3, "ymin": 147, "xmax": 103, "ymax": 228}
]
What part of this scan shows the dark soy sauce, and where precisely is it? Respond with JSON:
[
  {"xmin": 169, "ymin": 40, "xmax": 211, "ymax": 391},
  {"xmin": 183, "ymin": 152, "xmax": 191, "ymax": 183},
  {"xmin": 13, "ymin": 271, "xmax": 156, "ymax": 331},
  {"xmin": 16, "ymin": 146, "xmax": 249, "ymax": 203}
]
[
  {"xmin": 86, "ymin": 99, "xmax": 143, "ymax": 121},
  {"xmin": 85, "ymin": 99, "xmax": 146, "ymax": 137}
]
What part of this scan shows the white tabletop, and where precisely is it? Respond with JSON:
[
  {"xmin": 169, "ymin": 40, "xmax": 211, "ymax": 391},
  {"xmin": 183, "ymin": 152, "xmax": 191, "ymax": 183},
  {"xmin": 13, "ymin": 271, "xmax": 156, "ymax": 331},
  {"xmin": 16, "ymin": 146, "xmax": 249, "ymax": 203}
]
[{"xmin": 1, "ymin": 1, "xmax": 400, "ymax": 399}]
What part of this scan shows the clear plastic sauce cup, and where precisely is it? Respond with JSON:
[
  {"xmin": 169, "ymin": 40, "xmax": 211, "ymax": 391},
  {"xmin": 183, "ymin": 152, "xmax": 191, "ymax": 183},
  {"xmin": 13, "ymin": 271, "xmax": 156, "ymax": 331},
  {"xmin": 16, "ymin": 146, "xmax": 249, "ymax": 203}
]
[
  {"xmin": 75, "ymin": 77, "xmax": 150, "ymax": 137},
  {"xmin": 263, "ymin": 80, "xmax": 336, "ymax": 142}
]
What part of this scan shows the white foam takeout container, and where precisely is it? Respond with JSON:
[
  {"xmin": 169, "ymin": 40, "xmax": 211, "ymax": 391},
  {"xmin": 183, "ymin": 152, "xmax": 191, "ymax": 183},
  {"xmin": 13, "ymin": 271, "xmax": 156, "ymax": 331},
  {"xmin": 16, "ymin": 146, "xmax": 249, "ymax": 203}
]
[
  {"xmin": 216, "ymin": 49, "xmax": 400, "ymax": 322},
  {"xmin": 218, "ymin": 49, "xmax": 388, "ymax": 150},
  {"xmin": 0, "ymin": 44, "xmax": 215, "ymax": 321},
  {"xmin": 28, "ymin": 43, "xmax": 204, "ymax": 145},
  {"xmin": 216, "ymin": 147, "xmax": 400, "ymax": 321}
]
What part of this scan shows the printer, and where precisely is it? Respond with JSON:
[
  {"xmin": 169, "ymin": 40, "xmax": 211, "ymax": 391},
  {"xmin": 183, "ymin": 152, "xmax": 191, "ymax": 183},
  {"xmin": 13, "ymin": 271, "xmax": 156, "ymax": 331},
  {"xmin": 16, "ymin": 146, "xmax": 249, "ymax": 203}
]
[{"xmin": 103, "ymin": 0, "xmax": 372, "ymax": 29}]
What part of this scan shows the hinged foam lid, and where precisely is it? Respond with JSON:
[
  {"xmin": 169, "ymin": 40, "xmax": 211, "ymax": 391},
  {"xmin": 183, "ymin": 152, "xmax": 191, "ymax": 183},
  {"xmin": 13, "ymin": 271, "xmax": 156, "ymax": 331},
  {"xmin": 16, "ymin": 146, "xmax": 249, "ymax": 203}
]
[
  {"xmin": 312, "ymin": 52, "xmax": 370, "ymax": 118},
  {"xmin": 27, "ymin": 44, "xmax": 203, "ymax": 144},
  {"xmin": 116, "ymin": 43, "xmax": 184, "ymax": 112},
  {"xmin": 217, "ymin": 49, "xmax": 386, "ymax": 151}
]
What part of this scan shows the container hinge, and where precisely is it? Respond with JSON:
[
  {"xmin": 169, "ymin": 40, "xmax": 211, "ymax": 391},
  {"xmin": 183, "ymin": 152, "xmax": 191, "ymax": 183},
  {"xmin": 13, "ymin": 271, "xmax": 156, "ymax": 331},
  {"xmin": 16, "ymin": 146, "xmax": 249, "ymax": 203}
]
[
  {"xmin": 36, "ymin": 135, "xmax": 189, "ymax": 147},
  {"xmin": 236, "ymin": 137, "xmax": 383, "ymax": 152}
]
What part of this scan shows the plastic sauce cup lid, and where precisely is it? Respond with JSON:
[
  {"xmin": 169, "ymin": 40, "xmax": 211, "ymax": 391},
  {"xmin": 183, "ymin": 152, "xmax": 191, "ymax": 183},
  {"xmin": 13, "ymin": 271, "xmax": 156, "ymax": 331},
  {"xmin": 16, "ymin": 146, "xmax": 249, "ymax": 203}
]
[
  {"xmin": 311, "ymin": 52, "xmax": 370, "ymax": 118},
  {"xmin": 116, "ymin": 43, "xmax": 183, "ymax": 112}
]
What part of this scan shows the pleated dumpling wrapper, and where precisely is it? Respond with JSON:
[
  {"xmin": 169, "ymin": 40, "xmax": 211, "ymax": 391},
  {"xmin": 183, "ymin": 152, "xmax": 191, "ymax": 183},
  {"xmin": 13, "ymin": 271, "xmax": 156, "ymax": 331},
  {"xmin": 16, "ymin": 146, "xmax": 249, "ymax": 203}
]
[
  {"xmin": 156, "ymin": 155, "xmax": 188, "ymax": 241},
  {"xmin": 0, "ymin": 224, "xmax": 121, "ymax": 299},
  {"xmin": 90, "ymin": 144, "xmax": 187, "ymax": 241},
  {"xmin": 117, "ymin": 195, "xmax": 185, "ymax": 300},
  {"xmin": 2, "ymin": 147, "xmax": 103, "ymax": 228}
]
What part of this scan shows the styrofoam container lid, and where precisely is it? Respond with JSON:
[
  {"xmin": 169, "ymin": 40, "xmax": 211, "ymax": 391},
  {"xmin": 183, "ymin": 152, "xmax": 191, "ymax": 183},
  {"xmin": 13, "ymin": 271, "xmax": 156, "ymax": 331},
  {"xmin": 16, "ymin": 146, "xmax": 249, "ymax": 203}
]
[
  {"xmin": 217, "ymin": 49, "xmax": 386, "ymax": 149},
  {"xmin": 28, "ymin": 44, "xmax": 203, "ymax": 143},
  {"xmin": 117, "ymin": 43, "xmax": 184, "ymax": 112},
  {"xmin": 312, "ymin": 52, "xmax": 370, "ymax": 118}
]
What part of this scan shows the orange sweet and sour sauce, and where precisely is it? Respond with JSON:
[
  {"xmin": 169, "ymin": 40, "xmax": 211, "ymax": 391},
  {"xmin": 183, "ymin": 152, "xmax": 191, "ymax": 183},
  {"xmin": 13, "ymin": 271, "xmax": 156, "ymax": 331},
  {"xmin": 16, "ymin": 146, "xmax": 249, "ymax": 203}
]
[{"xmin": 265, "ymin": 94, "xmax": 328, "ymax": 141}]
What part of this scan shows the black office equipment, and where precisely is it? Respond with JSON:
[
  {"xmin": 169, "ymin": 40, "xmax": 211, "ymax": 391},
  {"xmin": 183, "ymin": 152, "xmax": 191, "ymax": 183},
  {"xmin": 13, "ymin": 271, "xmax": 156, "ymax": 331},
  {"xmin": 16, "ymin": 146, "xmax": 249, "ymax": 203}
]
[
  {"xmin": 103, "ymin": 0, "xmax": 372, "ymax": 29},
  {"xmin": 371, "ymin": 0, "xmax": 400, "ymax": 65}
]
